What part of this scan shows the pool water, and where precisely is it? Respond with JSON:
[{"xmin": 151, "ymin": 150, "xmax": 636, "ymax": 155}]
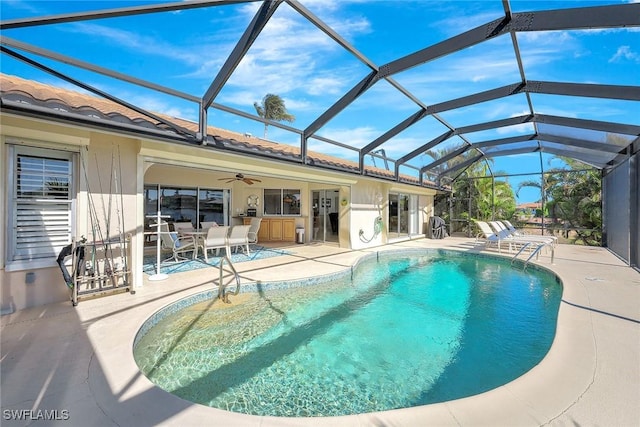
[{"xmin": 134, "ymin": 251, "xmax": 562, "ymax": 417}]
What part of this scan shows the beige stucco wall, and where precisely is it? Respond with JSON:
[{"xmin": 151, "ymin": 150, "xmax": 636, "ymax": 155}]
[
  {"xmin": 2, "ymin": 113, "xmax": 437, "ymax": 312},
  {"xmin": 1, "ymin": 114, "xmax": 141, "ymax": 313}
]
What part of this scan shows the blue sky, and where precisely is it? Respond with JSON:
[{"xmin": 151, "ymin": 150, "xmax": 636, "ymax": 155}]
[{"xmin": 2, "ymin": 0, "xmax": 639, "ymax": 203}]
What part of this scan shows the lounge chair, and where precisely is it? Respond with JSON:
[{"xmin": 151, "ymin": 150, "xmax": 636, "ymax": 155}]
[
  {"xmin": 474, "ymin": 220, "xmax": 505, "ymax": 252},
  {"xmin": 475, "ymin": 220, "xmax": 539, "ymax": 253},
  {"xmin": 490, "ymin": 221, "xmax": 555, "ymax": 248},
  {"xmin": 247, "ymin": 217, "xmax": 262, "ymax": 244},
  {"xmin": 227, "ymin": 225, "xmax": 251, "ymax": 255},
  {"xmin": 201, "ymin": 225, "xmax": 230, "ymax": 261},
  {"xmin": 501, "ymin": 220, "xmax": 557, "ymax": 246},
  {"xmin": 158, "ymin": 222, "xmax": 197, "ymax": 262}
]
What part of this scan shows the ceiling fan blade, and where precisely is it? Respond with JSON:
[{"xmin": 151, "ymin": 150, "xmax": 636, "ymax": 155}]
[{"xmin": 218, "ymin": 174, "xmax": 261, "ymax": 184}]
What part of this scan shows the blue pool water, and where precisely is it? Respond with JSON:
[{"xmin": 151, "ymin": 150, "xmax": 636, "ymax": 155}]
[{"xmin": 134, "ymin": 250, "xmax": 562, "ymax": 417}]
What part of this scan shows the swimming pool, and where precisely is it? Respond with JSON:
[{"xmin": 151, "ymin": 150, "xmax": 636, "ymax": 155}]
[{"xmin": 133, "ymin": 249, "xmax": 562, "ymax": 417}]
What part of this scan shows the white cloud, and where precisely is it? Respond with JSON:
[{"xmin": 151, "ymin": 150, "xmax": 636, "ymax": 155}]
[
  {"xmin": 431, "ymin": 9, "xmax": 504, "ymax": 38},
  {"xmin": 67, "ymin": 23, "xmax": 202, "ymax": 66},
  {"xmin": 608, "ymin": 45, "xmax": 640, "ymax": 63},
  {"xmin": 2, "ymin": 0, "xmax": 41, "ymax": 14},
  {"xmin": 315, "ymin": 125, "xmax": 381, "ymax": 150},
  {"xmin": 495, "ymin": 120, "xmax": 535, "ymax": 136},
  {"xmin": 213, "ymin": 4, "xmax": 373, "ymax": 110}
]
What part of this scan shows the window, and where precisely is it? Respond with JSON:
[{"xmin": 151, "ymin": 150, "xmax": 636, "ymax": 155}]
[
  {"xmin": 143, "ymin": 185, "xmax": 230, "ymax": 237},
  {"xmin": 7, "ymin": 145, "xmax": 75, "ymax": 269},
  {"xmin": 263, "ymin": 189, "xmax": 301, "ymax": 215},
  {"xmin": 198, "ymin": 189, "xmax": 228, "ymax": 227}
]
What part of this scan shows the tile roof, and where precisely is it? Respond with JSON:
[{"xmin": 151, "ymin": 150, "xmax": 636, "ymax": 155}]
[{"xmin": 1, "ymin": 73, "xmax": 432, "ymax": 187}]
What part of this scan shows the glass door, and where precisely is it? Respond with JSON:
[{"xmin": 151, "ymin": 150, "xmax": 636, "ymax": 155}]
[
  {"xmin": 312, "ymin": 189, "xmax": 339, "ymax": 243},
  {"xmin": 388, "ymin": 192, "xmax": 410, "ymax": 239},
  {"xmin": 143, "ymin": 185, "xmax": 230, "ymax": 246}
]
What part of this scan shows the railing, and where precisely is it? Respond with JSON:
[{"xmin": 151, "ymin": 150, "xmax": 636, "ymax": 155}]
[
  {"xmin": 510, "ymin": 242, "xmax": 532, "ymax": 266},
  {"xmin": 511, "ymin": 241, "xmax": 555, "ymax": 271},
  {"xmin": 524, "ymin": 243, "xmax": 554, "ymax": 271},
  {"xmin": 218, "ymin": 254, "xmax": 241, "ymax": 303}
]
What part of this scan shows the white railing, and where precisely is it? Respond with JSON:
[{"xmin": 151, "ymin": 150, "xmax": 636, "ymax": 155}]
[
  {"xmin": 218, "ymin": 254, "xmax": 241, "ymax": 303},
  {"xmin": 511, "ymin": 241, "xmax": 555, "ymax": 271}
]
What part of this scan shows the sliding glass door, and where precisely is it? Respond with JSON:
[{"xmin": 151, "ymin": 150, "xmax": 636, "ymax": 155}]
[
  {"xmin": 388, "ymin": 192, "xmax": 418, "ymax": 240},
  {"xmin": 312, "ymin": 189, "xmax": 339, "ymax": 243},
  {"xmin": 144, "ymin": 185, "xmax": 230, "ymax": 245}
]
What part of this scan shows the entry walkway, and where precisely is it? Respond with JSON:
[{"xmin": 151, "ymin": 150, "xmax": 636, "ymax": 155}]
[{"xmin": 1, "ymin": 238, "xmax": 639, "ymax": 426}]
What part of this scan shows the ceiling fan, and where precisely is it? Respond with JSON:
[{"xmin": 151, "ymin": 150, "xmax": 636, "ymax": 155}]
[{"xmin": 218, "ymin": 173, "xmax": 262, "ymax": 185}]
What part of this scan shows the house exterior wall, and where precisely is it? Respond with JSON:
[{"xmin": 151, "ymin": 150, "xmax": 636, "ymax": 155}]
[
  {"xmin": 2, "ymin": 113, "xmax": 436, "ymax": 312},
  {"xmin": 1, "ymin": 114, "xmax": 141, "ymax": 313}
]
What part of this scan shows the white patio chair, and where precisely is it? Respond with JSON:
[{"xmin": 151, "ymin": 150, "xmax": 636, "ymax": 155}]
[
  {"xmin": 228, "ymin": 225, "xmax": 251, "ymax": 255},
  {"xmin": 501, "ymin": 220, "xmax": 557, "ymax": 246},
  {"xmin": 474, "ymin": 220, "xmax": 504, "ymax": 252},
  {"xmin": 158, "ymin": 222, "xmax": 197, "ymax": 262},
  {"xmin": 490, "ymin": 221, "xmax": 555, "ymax": 251},
  {"xmin": 173, "ymin": 221, "xmax": 194, "ymax": 234},
  {"xmin": 475, "ymin": 220, "xmax": 530, "ymax": 253},
  {"xmin": 200, "ymin": 221, "xmax": 218, "ymax": 230},
  {"xmin": 247, "ymin": 217, "xmax": 262, "ymax": 244},
  {"xmin": 201, "ymin": 225, "xmax": 230, "ymax": 262}
]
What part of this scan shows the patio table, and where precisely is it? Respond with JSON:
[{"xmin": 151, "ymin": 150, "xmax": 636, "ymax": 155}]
[{"xmin": 178, "ymin": 230, "xmax": 208, "ymax": 257}]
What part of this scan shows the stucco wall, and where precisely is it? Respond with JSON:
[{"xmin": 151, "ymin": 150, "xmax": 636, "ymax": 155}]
[
  {"xmin": 2, "ymin": 114, "xmax": 436, "ymax": 312},
  {"xmin": 1, "ymin": 116, "xmax": 141, "ymax": 313}
]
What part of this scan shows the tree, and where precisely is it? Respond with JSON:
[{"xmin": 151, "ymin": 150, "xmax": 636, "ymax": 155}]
[
  {"xmin": 253, "ymin": 94, "xmax": 295, "ymax": 139},
  {"xmin": 516, "ymin": 157, "xmax": 602, "ymax": 245},
  {"xmin": 547, "ymin": 158, "xmax": 601, "ymax": 245},
  {"xmin": 429, "ymin": 150, "xmax": 515, "ymax": 234}
]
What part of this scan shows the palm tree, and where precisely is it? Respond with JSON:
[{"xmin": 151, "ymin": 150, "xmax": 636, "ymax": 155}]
[
  {"xmin": 546, "ymin": 158, "xmax": 601, "ymax": 245},
  {"xmin": 253, "ymin": 94, "xmax": 295, "ymax": 139},
  {"xmin": 429, "ymin": 149, "xmax": 515, "ymax": 234},
  {"xmin": 516, "ymin": 157, "xmax": 602, "ymax": 245}
]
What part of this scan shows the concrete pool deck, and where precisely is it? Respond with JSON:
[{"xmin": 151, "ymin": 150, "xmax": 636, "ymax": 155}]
[{"xmin": 1, "ymin": 237, "xmax": 639, "ymax": 426}]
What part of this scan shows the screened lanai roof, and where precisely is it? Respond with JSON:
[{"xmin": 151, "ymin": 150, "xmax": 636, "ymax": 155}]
[{"xmin": 1, "ymin": 0, "xmax": 639, "ymax": 188}]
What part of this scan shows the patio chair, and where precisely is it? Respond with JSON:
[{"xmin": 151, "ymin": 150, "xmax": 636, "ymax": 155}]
[
  {"xmin": 228, "ymin": 225, "xmax": 251, "ymax": 255},
  {"xmin": 474, "ymin": 220, "xmax": 504, "ymax": 252},
  {"xmin": 173, "ymin": 221, "xmax": 194, "ymax": 234},
  {"xmin": 201, "ymin": 225, "xmax": 230, "ymax": 262},
  {"xmin": 247, "ymin": 217, "xmax": 262, "ymax": 244},
  {"xmin": 158, "ymin": 222, "xmax": 197, "ymax": 262},
  {"xmin": 200, "ymin": 221, "xmax": 218, "ymax": 230},
  {"xmin": 490, "ymin": 221, "xmax": 555, "ymax": 250},
  {"xmin": 475, "ymin": 220, "xmax": 532, "ymax": 253}
]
